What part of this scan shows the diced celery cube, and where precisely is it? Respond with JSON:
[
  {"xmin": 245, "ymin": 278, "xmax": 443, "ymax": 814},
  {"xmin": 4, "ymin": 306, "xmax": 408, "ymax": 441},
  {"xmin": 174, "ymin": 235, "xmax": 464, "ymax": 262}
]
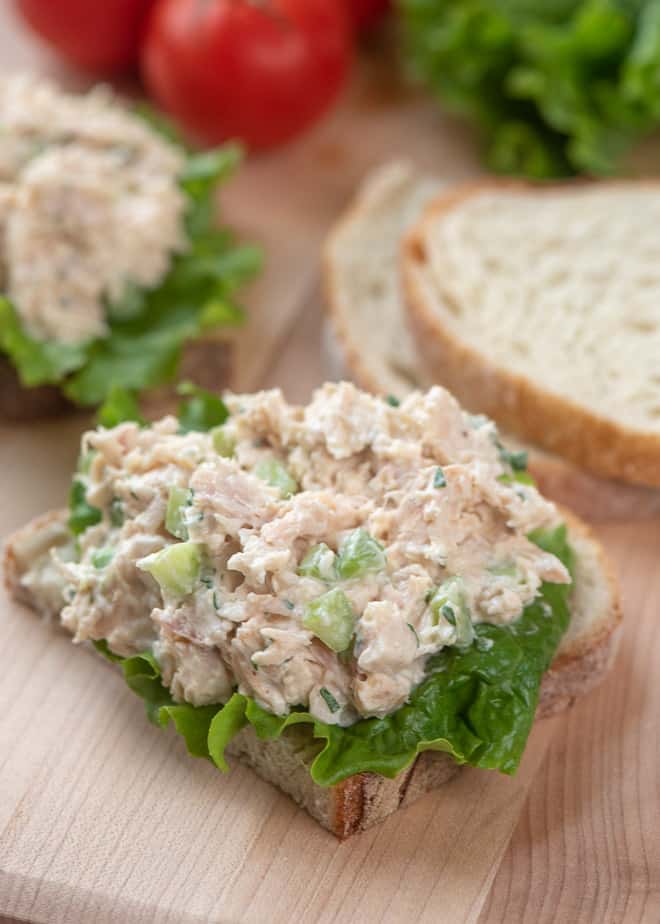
[
  {"xmin": 298, "ymin": 543, "xmax": 337, "ymax": 581},
  {"xmin": 303, "ymin": 588, "xmax": 355, "ymax": 652},
  {"xmin": 255, "ymin": 458, "xmax": 298, "ymax": 498},
  {"xmin": 336, "ymin": 528, "xmax": 386, "ymax": 580},
  {"xmin": 211, "ymin": 425, "xmax": 235, "ymax": 458},
  {"xmin": 138, "ymin": 541, "xmax": 202, "ymax": 597},
  {"xmin": 488, "ymin": 561, "xmax": 518, "ymax": 578},
  {"xmin": 428, "ymin": 576, "xmax": 474, "ymax": 648},
  {"xmin": 91, "ymin": 546, "xmax": 114, "ymax": 569},
  {"xmin": 166, "ymin": 486, "xmax": 193, "ymax": 540}
]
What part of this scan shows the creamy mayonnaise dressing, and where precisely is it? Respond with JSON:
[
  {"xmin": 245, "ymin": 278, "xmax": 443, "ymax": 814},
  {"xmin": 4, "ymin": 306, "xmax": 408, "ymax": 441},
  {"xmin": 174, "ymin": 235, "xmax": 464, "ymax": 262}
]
[
  {"xmin": 22, "ymin": 384, "xmax": 569, "ymax": 725},
  {"xmin": 0, "ymin": 74, "xmax": 187, "ymax": 344}
]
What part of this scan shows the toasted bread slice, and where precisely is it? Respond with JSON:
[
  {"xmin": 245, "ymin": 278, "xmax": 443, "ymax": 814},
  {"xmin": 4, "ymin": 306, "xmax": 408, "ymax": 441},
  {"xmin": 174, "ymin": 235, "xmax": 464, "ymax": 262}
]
[
  {"xmin": 4, "ymin": 507, "xmax": 621, "ymax": 838},
  {"xmin": 323, "ymin": 162, "xmax": 660, "ymax": 520},
  {"xmin": 403, "ymin": 180, "xmax": 660, "ymax": 487}
]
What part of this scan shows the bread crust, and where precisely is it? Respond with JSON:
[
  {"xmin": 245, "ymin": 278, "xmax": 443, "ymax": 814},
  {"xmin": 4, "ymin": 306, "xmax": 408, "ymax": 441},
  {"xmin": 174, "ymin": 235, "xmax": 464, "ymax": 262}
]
[
  {"xmin": 403, "ymin": 180, "xmax": 660, "ymax": 487},
  {"xmin": 3, "ymin": 507, "xmax": 621, "ymax": 838},
  {"xmin": 0, "ymin": 358, "xmax": 73, "ymax": 421}
]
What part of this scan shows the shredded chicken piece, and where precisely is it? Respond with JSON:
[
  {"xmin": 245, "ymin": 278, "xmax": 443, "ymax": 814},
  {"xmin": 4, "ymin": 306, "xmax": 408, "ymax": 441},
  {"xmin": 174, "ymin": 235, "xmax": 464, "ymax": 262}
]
[
  {"xmin": 21, "ymin": 383, "xmax": 570, "ymax": 725},
  {"xmin": 0, "ymin": 74, "xmax": 187, "ymax": 344}
]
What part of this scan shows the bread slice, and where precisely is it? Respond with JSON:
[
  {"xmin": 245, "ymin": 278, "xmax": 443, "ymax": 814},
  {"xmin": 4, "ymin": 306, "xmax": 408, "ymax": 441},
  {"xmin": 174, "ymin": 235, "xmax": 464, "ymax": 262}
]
[
  {"xmin": 4, "ymin": 507, "xmax": 621, "ymax": 838},
  {"xmin": 323, "ymin": 162, "xmax": 660, "ymax": 521},
  {"xmin": 0, "ymin": 335, "xmax": 234, "ymax": 422},
  {"xmin": 403, "ymin": 180, "xmax": 660, "ymax": 487}
]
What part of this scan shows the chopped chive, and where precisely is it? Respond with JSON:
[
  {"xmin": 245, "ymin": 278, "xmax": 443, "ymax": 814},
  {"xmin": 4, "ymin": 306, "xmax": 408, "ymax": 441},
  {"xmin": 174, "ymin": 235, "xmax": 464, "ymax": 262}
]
[
  {"xmin": 109, "ymin": 497, "xmax": 124, "ymax": 528},
  {"xmin": 499, "ymin": 445, "xmax": 529, "ymax": 471},
  {"xmin": 320, "ymin": 687, "xmax": 340, "ymax": 714},
  {"xmin": 407, "ymin": 623, "xmax": 419, "ymax": 645},
  {"xmin": 441, "ymin": 603, "xmax": 456, "ymax": 625},
  {"xmin": 433, "ymin": 467, "xmax": 447, "ymax": 488},
  {"xmin": 213, "ymin": 591, "xmax": 220, "ymax": 610},
  {"xmin": 385, "ymin": 395, "xmax": 400, "ymax": 407},
  {"xmin": 284, "ymin": 599, "xmax": 295, "ymax": 610}
]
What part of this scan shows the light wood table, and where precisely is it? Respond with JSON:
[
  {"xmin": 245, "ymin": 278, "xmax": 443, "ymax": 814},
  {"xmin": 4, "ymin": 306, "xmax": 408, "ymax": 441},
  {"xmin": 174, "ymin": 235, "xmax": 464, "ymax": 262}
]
[{"xmin": 1, "ymin": 6, "xmax": 659, "ymax": 922}]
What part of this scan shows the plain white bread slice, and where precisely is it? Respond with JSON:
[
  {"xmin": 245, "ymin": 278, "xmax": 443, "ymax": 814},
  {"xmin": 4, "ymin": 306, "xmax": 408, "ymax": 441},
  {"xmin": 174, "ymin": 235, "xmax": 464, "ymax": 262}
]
[
  {"xmin": 403, "ymin": 181, "xmax": 660, "ymax": 487},
  {"xmin": 4, "ymin": 507, "xmax": 621, "ymax": 838},
  {"xmin": 324, "ymin": 161, "xmax": 443, "ymax": 397},
  {"xmin": 323, "ymin": 163, "xmax": 660, "ymax": 520}
]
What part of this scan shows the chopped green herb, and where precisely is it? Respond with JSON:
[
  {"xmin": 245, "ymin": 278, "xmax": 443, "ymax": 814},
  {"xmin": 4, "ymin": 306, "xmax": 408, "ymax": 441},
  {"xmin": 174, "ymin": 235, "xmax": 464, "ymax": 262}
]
[
  {"xmin": 407, "ymin": 623, "xmax": 420, "ymax": 645},
  {"xmin": 213, "ymin": 591, "xmax": 221, "ymax": 610},
  {"xmin": 433, "ymin": 467, "xmax": 447, "ymax": 488},
  {"xmin": 109, "ymin": 497, "xmax": 124, "ymax": 528},
  {"xmin": 499, "ymin": 446, "xmax": 529, "ymax": 471},
  {"xmin": 284, "ymin": 599, "xmax": 295, "ymax": 611},
  {"xmin": 319, "ymin": 687, "xmax": 340, "ymax": 714},
  {"xmin": 441, "ymin": 603, "xmax": 456, "ymax": 626},
  {"xmin": 385, "ymin": 395, "xmax": 400, "ymax": 407}
]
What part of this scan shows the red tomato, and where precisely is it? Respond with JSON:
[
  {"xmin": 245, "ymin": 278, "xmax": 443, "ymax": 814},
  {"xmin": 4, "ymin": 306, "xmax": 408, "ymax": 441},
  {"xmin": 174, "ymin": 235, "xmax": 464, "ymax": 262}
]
[
  {"xmin": 141, "ymin": 0, "xmax": 353, "ymax": 150},
  {"xmin": 350, "ymin": 0, "xmax": 392, "ymax": 31},
  {"xmin": 16, "ymin": 0, "xmax": 155, "ymax": 75}
]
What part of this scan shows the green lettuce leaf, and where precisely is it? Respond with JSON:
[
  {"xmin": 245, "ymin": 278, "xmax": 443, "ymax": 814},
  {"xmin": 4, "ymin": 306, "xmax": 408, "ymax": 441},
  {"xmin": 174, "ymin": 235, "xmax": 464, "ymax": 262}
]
[
  {"xmin": 401, "ymin": 0, "xmax": 660, "ymax": 177},
  {"xmin": 96, "ymin": 386, "xmax": 146, "ymax": 428},
  {"xmin": 0, "ymin": 141, "xmax": 261, "ymax": 404},
  {"xmin": 91, "ymin": 526, "xmax": 573, "ymax": 787},
  {"xmin": 177, "ymin": 382, "xmax": 229, "ymax": 433},
  {"xmin": 69, "ymin": 478, "xmax": 102, "ymax": 536}
]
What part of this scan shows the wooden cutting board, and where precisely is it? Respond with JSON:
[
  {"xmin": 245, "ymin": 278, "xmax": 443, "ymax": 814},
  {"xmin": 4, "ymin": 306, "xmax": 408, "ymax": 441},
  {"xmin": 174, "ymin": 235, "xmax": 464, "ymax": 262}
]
[{"xmin": 1, "ymin": 7, "xmax": 659, "ymax": 922}]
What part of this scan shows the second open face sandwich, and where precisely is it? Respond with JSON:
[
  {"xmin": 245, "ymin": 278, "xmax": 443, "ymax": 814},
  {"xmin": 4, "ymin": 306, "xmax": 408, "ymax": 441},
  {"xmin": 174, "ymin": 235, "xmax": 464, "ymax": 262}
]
[{"xmin": 4, "ymin": 382, "xmax": 621, "ymax": 836}]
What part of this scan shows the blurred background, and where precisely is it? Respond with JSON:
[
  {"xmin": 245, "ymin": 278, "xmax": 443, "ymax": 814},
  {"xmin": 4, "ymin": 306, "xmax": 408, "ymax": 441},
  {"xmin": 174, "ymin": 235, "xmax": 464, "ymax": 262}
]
[{"xmin": 6, "ymin": 0, "xmax": 660, "ymax": 403}]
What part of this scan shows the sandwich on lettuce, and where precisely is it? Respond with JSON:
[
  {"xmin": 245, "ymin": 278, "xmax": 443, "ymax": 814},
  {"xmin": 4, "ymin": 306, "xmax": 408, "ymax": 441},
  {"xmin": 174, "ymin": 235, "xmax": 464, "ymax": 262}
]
[{"xmin": 4, "ymin": 382, "xmax": 621, "ymax": 836}]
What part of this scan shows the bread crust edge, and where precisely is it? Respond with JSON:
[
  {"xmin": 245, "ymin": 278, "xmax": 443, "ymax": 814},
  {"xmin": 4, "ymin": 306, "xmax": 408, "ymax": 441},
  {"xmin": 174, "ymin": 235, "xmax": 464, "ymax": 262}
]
[
  {"xmin": 3, "ymin": 507, "xmax": 621, "ymax": 838},
  {"xmin": 402, "ymin": 180, "xmax": 660, "ymax": 487}
]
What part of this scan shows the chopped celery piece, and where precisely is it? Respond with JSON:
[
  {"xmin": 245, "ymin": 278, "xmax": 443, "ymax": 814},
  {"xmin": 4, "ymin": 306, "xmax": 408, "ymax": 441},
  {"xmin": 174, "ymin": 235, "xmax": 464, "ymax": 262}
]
[
  {"xmin": 77, "ymin": 449, "xmax": 97, "ymax": 474},
  {"xmin": 303, "ymin": 588, "xmax": 355, "ymax": 652},
  {"xmin": 428, "ymin": 576, "xmax": 474, "ymax": 648},
  {"xmin": 336, "ymin": 528, "xmax": 386, "ymax": 580},
  {"xmin": 166, "ymin": 486, "xmax": 193, "ymax": 540},
  {"xmin": 497, "ymin": 471, "xmax": 536, "ymax": 486},
  {"xmin": 298, "ymin": 543, "xmax": 337, "ymax": 581},
  {"xmin": 91, "ymin": 546, "xmax": 114, "ymax": 569},
  {"xmin": 211, "ymin": 425, "xmax": 235, "ymax": 458},
  {"xmin": 138, "ymin": 541, "xmax": 202, "ymax": 597},
  {"xmin": 255, "ymin": 458, "xmax": 298, "ymax": 498},
  {"xmin": 489, "ymin": 561, "xmax": 518, "ymax": 578}
]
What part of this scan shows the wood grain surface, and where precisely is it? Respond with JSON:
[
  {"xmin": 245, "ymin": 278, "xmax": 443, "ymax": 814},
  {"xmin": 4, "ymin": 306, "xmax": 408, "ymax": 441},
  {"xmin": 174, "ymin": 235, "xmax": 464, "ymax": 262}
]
[{"xmin": 0, "ymin": 5, "xmax": 659, "ymax": 923}]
